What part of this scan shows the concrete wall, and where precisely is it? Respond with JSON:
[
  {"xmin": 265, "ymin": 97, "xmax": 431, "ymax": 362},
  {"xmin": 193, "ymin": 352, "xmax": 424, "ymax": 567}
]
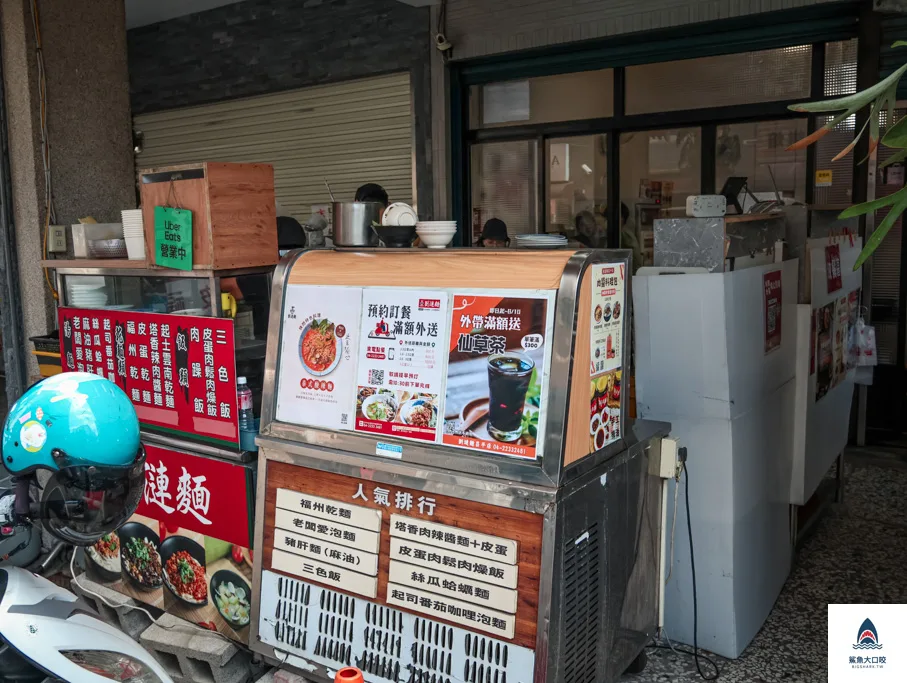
[
  {"xmin": 126, "ymin": 0, "xmax": 434, "ymax": 217},
  {"xmin": 1, "ymin": 0, "xmax": 135, "ymax": 377}
]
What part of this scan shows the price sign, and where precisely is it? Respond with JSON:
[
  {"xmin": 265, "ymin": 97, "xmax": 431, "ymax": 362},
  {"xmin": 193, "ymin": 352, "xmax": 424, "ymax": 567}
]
[{"xmin": 154, "ymin": 206, "xmax": 193, "ymax": 271}]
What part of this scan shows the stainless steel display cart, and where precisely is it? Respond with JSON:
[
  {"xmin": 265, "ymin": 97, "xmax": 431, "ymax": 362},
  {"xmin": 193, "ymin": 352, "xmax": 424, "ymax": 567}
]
[{"xmin": 250, "ymin": 248, "xmax": 671, "ymax": 682}]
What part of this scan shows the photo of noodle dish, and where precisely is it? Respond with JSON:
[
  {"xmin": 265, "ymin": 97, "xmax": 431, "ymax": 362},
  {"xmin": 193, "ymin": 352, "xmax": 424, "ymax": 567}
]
[
  {"xmin": 160, "ymin": 536, "xmax": 208, "ymax": 606},
  {"xmin": 299, "ymin": 318, "xmax": 342, "ymax": 376},
  {"xmin": 121, "ymin": 535, "xmax": 162, "ymax": 589},
  {"xmin": 86, "ymin": 531, "xmax": 121, "ymax": 579},
  {"xmin": 360, "ymin": 392, "xmax": 397, "ymax": 422},
  {"xmin": 399, "ymin": 397, "xmax": 438, "ymax": 428}
]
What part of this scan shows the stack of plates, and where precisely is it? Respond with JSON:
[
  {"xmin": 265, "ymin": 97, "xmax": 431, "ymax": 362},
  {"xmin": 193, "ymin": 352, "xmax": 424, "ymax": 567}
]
[
  {"xmin": 514, "ymin": 234, "xmax": 568, "ymax": 249},
  {"xmin": 69, "ymin": 279, "xmax": 108, "ymax": 308},
  {"xmin": 416, "ymin": 221, "xmax": 457, "ymax": 249},
  {"xmin": 121, "ymin": 209, "xmax": 145, "ymax": 260}
]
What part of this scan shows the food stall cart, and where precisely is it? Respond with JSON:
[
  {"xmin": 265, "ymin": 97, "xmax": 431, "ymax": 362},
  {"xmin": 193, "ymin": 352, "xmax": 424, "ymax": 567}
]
[
  {"xmin": 250, "ymin": 248, "xmax": 673, "ymax": 682},
  {"xmin": 40, "ymin": 162, "xmax": 278, "ymax": 646}
]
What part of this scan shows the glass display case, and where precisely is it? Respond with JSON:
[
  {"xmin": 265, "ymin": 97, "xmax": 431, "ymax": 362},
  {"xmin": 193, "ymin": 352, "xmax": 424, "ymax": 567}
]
[{"xmin": 55, "ymin": 266, "xmax": 273, "ymax": 417}]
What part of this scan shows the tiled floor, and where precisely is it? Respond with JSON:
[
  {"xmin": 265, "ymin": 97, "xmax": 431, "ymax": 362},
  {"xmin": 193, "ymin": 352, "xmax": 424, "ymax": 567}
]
[{"xmin": 623, "ymin": 457, "xmax": 907, "ymax": 683}]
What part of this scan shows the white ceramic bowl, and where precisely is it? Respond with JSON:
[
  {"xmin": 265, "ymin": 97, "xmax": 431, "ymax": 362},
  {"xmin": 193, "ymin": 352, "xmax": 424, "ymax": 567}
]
[
  {"xmin": 416, "ymin": 229, "xmax": 455, "ymax": 249},
  {"xmin": 382, "ymin": 202, "xmax": 418, "ymax": 227}
]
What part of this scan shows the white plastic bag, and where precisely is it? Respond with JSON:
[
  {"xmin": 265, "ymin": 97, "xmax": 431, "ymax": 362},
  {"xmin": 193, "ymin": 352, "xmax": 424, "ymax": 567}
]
[{"xmin": 855, "ymin": 316, "xmax": 878, "ymax": 367}]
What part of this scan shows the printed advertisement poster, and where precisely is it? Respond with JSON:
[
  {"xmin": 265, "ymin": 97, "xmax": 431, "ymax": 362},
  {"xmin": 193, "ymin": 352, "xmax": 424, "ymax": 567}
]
[
  {"xmin": 590, "ymin": 263, "xmax": 626, "ymax": 452},
  {"xmin": 826, "ymin": 244, "xmax": 843, "ymax": 294},
  {"xmin": 355, "ymin": 289, "xmax": 448, "ymax": 442},
  {"xmin": 442, "ymin": 293, "xmax": 550, "ymax": 460},
  {"xmin": 59, "ymin": 308, "xmax": 238, "ymax": 448},
  {"xmin": 84, "ymin": 444, "xmax": 254, "ymax": 645},
  {"xmin": 763, "ymin": 269, "xmax": 782, "ymax": 354},
  {"xmin": 847, "ymin": 289, "xmax": 861, "ymax": 371},
  {"xmin": 275, "ymin": 285, "xmax": 361, "ymax": 431},
  {"xmin": 833, "ymin": 296, "xmax": 849, "ymax": 386},
  {"xmin": 816, "ymin": 301, "xmax": 835, "ymax": 401}
]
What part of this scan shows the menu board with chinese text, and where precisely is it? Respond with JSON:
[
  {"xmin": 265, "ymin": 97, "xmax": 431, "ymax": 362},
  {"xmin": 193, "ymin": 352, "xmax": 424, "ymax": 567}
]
[
  {"xmin": 84, "ymin": 444, "xmax": 254, "ymax": 644},
  {"xmin": 589, "ymin": 264, "xmax": 625, "ymax": 452},
  {"xmin": 354, "ymin": 289, "xmax": 448, "ymax": 442},
  {"xmin": 275, "ymin": 285, "xmax": 362, "ymax": 431},
  {"xmin": 262, "ymin": 461, "xmax": 543, "ymax": 648},
  {"xmin": 59, "ymin": 308, "xmax": 239, "ymax": 448}
]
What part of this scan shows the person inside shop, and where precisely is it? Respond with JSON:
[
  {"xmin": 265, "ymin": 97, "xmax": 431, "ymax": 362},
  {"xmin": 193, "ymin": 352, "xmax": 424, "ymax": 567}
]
[
  {"xmin": 476, "ymin": 218, "xmax": 510, "ymax": 248},
  {"xmin": 574, "ymin": 210, "xmax": 605, "ymax": 248},
  {"xmin": 355, "ymin": 182, "xmax": 390, "ymax": 222}
]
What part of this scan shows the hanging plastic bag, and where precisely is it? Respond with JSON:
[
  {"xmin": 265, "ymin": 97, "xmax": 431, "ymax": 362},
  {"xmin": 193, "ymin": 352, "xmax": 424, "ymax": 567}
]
[{"xmin": 854, "ymin": 314, "xmax": 877, "ymax": 367}]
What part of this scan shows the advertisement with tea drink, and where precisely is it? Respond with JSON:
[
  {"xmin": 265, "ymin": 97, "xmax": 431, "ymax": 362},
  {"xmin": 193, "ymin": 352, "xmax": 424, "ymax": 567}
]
[
  {"xmin": 275, "ymin": 285, "xmax": 362, "ymax": 431},
  {"xmin": 589, "ymin": 263, "xmax": 625, "ymax": 452},
  {"xmin": 354, "ymin": 289, "xmax": 448, "ymax": 442},
  {"xmin": 82, "ymin": 445, "xmax": 255, "ymax": 645},
  {"xmin": 442, "ymin": 293, "xmax": 552, "ymax": 460}
]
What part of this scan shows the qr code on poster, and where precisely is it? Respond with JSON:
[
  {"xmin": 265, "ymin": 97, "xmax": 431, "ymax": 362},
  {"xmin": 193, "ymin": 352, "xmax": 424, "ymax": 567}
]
[{"xmin": 368, "ymin": 369, "xmax": 384, "ymax": 385}]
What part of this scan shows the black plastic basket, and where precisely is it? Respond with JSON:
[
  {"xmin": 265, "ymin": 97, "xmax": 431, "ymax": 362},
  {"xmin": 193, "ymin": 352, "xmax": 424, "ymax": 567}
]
[{"xmin": 29, "ymin": 333, "xmax": 60, "ymax": 355}]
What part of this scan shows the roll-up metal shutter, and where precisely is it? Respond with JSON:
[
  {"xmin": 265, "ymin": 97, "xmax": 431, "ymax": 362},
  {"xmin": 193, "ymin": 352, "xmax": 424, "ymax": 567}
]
[{"xmin": 133, "ymin": 72, "xmax": 414, "ymax": 221}]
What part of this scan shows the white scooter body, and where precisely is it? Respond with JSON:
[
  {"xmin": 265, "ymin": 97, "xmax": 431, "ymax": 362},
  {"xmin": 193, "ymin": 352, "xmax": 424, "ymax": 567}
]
[{"xmin": 0, "ymin": 567, "xmax": 173, "ymax": 682}]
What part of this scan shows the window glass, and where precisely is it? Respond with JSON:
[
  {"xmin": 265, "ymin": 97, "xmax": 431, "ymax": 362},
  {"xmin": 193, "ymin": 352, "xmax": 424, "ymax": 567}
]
[
  {"xmin": 620, "ymin": 128, "xmax": 701, "ymax": 266},
  {"xmin": 469, "ymin": 70, "xmax": 613, "ymax": 129},
  {"xmin": 545, "ymin": 135, "xmax": 607, "ymax": 242},
  {"xmin": 625, "ymin": 46, "xmax": 811, "ymax": 114},
  {"xmin": 715, "ymin": 120, "xmax": 808, "ymax": 207},
  {"xmin": 470, "ymin": 140, "xmax": 538, "ymax": 242}
]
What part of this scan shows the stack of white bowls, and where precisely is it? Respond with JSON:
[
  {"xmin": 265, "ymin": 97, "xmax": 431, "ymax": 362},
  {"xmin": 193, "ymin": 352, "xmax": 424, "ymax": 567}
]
[
  {"xmin": 68, "ymin": 276, "xmax": 108, "ymax": 308},
  {"xmin": 514, "ymin": 233, "xmax": 568, "ymax": 249},
  {"xmin": 416, "ymin": 221, "xmax": 457, "ymax": 249},
  {"xmin": 121, "ymin": 209, "xmax": 145, "ymax": 260}
]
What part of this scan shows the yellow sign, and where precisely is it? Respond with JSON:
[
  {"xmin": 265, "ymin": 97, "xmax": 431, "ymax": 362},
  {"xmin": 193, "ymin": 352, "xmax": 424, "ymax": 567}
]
[{"xmin": 815, "ymin": 170, "xmax": 833, "ymax": 187}]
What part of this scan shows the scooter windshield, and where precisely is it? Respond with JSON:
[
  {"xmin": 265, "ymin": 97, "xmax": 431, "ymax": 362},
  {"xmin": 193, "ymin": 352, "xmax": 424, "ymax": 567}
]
[{"xmin": 39, "ymin": 449, "xmax": 145, "ymax": 546}]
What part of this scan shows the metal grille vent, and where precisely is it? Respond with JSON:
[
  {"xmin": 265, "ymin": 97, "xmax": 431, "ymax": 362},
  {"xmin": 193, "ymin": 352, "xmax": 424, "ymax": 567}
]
[
  {"xmin": 410, "ymin": 618, "xmax": 455, "ymax": 682},
  {"xmin": 561, "ymin": 524, "xmax": 601, "ymax": 680},
  {"xmin": 463, "ymin": 632, "xmax": 510, "ymax": 683},
  {"xmin": 359, "ymin": 603, "xmax": 404, "ymax": 680},
  {"xmin": 314, "ymin": 590, "xmax": 354, "ymax": 666},
  {"xmin": 273, "ymin": 576, "xmax": 310, "ymax": 651}
]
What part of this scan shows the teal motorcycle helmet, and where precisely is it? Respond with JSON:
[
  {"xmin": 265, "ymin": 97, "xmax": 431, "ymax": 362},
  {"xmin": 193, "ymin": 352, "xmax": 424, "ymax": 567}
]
[{"xmin": 1, "ymin": 372, "xmax": 146, "ymax": 546}]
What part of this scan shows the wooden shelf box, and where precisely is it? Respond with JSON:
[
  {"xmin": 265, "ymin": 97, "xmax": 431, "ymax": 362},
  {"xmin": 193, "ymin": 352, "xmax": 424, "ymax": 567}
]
[{"xmin": 139, "ymin": 162, "xmax": 278, "ymax": 270}]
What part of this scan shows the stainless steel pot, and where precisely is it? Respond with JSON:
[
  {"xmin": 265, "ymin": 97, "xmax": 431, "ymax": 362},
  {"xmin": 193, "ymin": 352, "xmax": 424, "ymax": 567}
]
[{"xmin": 332, "ymin": 202, "xmax": 382, "ymax": 247}]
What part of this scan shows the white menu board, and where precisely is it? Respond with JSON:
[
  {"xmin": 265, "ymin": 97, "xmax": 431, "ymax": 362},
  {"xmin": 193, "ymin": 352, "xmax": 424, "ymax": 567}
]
[
  {"xmin": 275, "ymin": 285, "xmax": 362, "ymax": 431},
  {"xmin": 354, "ymin": 289, "xmax": 448, "ymax": 442}
]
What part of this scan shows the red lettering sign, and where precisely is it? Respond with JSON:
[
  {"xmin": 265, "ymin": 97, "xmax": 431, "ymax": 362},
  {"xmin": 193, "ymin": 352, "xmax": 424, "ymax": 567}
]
[
  {"xmin": 763, "ymin": 270, "xmax": 783, "ymax": 353},
  {"xmin": 136, "ymin": 443, "xmax": 252, "ymax": 547},
  {"xmin": 58, "ymin": 308, "xmax": 239, "ymax": 448},
  {"xmin": 825, "ymin": 244, "xmax": 843, "ymax": 294}
]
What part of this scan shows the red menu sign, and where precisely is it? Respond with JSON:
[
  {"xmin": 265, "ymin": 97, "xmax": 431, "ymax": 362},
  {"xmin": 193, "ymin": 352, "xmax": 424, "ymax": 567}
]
[
  {"xmin": 825, "ymin": 244, "xmax": 843, "ymax": 294},
  {"xmin": 59, "ymin": 308, "xmax": 239, "ymax": 448},
  {"xmin": 136, "ymin": 443, "xmax": 253, "ymax": 548},
  {"xmin": 763, "ymin": 270, "xmax": 782, "ymax": 354}
]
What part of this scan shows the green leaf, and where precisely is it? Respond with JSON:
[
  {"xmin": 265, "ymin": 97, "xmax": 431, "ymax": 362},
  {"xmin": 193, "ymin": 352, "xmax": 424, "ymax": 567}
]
[
  {"xmin": 893, "ymin": 41, "xmax": 907, "ymax": 48},
  {"xmin": 854, "ymin": 187, "xmax": 907, "ymax": 269},
  {"xmin": 880, "ymin": 149, "xmax": 907, "ymax": 168},
  {"xmin": 789, "ymin": 63, "xmax": 907, "ymax": 114},
  {"xmin": 882, "ymin": 114, "xmax": 907, "ymax": 148},
  {"xmin": 839, "ymin": 193, "xmax": 900, "ymax": 219}
]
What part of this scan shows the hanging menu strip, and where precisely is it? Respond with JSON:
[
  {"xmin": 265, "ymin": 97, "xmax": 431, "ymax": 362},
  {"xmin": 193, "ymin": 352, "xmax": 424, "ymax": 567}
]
[
  {"xmin": 389, "ymin": 514, "xmax": 518, "ymax": 565},
  {"xmin": 272, "ymin": 549, "xmax": 378, "ymax": 599},
  {"xmin": 274, "ymin": 508, "xmax": 381, "ymax": 553},
  {"xmin": 388, "ymin": 561, "xmax": 517, "ymax": 613},
  {"xmin": 276, "ymin": 488, "xmax": 382, "ymax": 532},
  {"xmin": 387, "ymin": 583, "xmax": 515, "ymax": 639},
  {"xmin": 389, "ymin": 537, "xmax": 518, "ymax": 589}
]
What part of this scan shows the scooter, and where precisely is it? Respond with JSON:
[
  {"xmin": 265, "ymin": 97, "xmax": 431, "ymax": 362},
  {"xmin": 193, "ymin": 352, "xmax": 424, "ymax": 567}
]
[{"xmin": 0, "ymin": 566, "xmax": 173, "ymax": 682}]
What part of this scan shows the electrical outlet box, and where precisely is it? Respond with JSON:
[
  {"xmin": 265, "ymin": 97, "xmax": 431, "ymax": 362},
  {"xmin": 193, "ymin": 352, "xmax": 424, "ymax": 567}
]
[
  {"xmin": 48, "ymin": 225, "xmax": 67, "ymax": 253},
  {"xmin": 649, "ymin": 437, "xmax": 680, "ymax": 479}
]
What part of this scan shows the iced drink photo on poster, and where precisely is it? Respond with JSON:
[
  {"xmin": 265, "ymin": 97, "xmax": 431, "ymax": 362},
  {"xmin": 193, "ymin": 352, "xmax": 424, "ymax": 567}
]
[
  {"xmin": 487, "ymin": 354, "xmax": 535, "ymax": 443},
  {"xmin": 443, "ymin": 293, "xmax": 552, "ymax": 460}
]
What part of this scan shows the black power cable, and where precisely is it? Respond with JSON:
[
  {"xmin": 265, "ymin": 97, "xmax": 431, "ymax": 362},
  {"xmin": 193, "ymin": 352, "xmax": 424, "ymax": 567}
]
[{"xmin": 682, "ymin": 457, "xmax": 720, "ymax": 680}]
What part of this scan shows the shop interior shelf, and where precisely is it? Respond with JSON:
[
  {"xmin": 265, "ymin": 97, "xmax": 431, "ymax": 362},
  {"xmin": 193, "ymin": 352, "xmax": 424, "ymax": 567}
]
[{"xmin": 41, "ymin": 258, "xmax": 148, "ymax": 269}]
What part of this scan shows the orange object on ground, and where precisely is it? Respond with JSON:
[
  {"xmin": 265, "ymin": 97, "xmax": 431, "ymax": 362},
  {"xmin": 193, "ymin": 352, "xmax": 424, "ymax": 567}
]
[{"xmin": 335, "ymin": 669, "xmax": 364, "ymax": 683}]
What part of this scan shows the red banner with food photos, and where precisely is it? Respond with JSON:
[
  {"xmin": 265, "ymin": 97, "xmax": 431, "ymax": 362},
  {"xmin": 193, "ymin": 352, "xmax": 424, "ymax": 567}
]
[
  {"xmin": 136, "ymin": 443, "xmax": 252, "ymax": 548},
  {"xmin": 58, "ymin": 308, "xmax": 239, "ymax": 448}
]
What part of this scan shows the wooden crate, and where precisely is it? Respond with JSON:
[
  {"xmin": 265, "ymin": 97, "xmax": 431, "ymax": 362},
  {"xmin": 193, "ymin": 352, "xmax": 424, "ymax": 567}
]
[{"xmin": 139, "ymin": 162, "xmax": 278, "ymax": 270}]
